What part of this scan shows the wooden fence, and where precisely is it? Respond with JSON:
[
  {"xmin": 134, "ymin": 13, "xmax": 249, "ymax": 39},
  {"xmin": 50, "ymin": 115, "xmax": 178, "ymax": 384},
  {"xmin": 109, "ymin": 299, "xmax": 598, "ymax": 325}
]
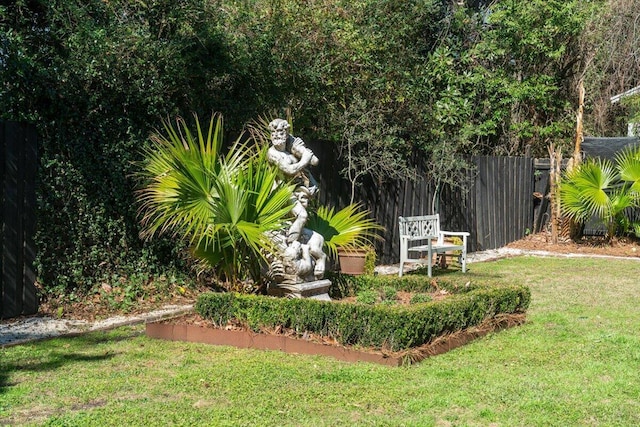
[
  {"xmin": 312, "ymin": 146, "xmax": 536, "ymax": 265},
  {"xmin": 1, "ymin": 121, "xmax": 38, "ymax": 319}
]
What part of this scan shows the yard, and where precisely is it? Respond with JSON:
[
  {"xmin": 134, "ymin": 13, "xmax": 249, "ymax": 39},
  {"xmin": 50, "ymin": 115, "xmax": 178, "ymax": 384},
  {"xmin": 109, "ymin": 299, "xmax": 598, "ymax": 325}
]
[{"xmin": 1, "ymin": 255, "xmax": 639, "ymax": 426}]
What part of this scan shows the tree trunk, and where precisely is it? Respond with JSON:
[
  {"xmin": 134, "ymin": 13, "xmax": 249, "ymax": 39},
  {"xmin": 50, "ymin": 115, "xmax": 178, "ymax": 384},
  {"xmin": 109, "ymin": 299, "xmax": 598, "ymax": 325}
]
[{"xmin": 548, "ymin": 144, "xmax": 562, "ymax": 244}]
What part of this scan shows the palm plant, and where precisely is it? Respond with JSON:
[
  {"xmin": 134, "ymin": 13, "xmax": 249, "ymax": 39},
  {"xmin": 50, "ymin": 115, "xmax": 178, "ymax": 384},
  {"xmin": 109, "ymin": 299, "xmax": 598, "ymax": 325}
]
[
  {"xmin": 306, "ymin": 203, "xmax": 384, "ymax": 259},
  {"xmin": 615, "ymin": 144, "xmax": 640, "ymax": 193},
  {"xmin": 560, "ymin": 145, "xmax": 640, "ymax": 240},
  {"xmin": 137, "ymin": 113, "xmax": 294, "ymax": 289}
]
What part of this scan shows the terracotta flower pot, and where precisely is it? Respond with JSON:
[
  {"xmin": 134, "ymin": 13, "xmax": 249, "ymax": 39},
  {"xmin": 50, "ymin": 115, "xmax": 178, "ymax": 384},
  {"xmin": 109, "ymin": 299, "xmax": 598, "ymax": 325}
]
[{"xmin": 337, "ymin": 248, "xmax": 367, "ymax": 275}]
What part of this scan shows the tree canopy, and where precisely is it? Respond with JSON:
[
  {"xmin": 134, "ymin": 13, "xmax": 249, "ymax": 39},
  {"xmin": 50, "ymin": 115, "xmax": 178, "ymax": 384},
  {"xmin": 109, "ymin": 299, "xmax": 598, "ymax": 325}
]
[{"xmin": 1, "ymin": 0, "xmax": 634, "ymax": 292}]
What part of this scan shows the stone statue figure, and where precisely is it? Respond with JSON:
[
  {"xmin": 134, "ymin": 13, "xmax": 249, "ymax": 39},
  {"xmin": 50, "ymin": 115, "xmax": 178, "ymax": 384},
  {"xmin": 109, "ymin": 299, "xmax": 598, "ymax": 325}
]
[
  {"xmin": 265, "ymin": 119, "xmax": 329, "ymax": 297},
  {"xmin": 267, "ymin": 118, "xmax": 319, "ymax": 243}
]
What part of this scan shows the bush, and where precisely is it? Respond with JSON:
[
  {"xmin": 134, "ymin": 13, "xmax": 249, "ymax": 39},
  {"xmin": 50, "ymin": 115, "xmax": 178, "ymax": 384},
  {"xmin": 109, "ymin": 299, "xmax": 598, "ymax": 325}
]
[
  {"xmin": 381, "ymin": 286, "xmax": 398, "ymax": 301},
  {"xmin": 355, "ymin": 289, "xmax": 378, "ymax": 305},
  {"xmin": 195, "ymin": 276, "xmax": 530, "ymax": 351},
  {"xmin": 0, "ymin": 1, "xmax": 285, "ymax": 295},
  {"xmin": 0, "ymin": 0, "xmax": 598, "ymax": 297},
  {"xmin": 410, "ymin": 293, "xmax": 433, "ymax": 305}
]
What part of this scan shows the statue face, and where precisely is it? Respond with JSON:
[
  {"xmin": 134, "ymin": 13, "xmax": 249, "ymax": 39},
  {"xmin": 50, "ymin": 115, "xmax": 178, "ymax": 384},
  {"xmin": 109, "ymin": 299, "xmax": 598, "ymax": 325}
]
[
  {"xmin": 269, "ymin": 119, "xmax": 289, "ymax": 151},
  {"xmin": 298, "ymin": 193, "xmax": 309, "ymax": 208},
  {"xmin": 271, "ymin": 128, "xmax": 288, "ymax": 151}
]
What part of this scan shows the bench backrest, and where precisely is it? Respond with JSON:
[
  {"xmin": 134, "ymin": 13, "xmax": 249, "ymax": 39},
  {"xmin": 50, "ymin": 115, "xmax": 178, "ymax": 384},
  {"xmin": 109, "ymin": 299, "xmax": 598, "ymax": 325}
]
[{"xmin": 398, "ymin": 214, "xmax": 440, "ymax": 238}]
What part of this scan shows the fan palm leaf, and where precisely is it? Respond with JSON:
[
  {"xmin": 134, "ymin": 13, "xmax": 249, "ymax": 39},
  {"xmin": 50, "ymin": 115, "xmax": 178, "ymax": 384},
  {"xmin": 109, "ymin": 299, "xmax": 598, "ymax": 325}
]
[
  {"xmin": 307, "ymin": 203, "xmax": 384, "ymax": 258},
  {"xmin": 137, "ymin": 113, "xmax": 294, "ymax": 287},
  {"xmin": 137, "ymin": 113, "xmax": 245, "ymax": 242},
  {"xmin": 561, "ymin": 159, "xmax": 615, "ymax": 222},
  {"xmin": 615, "ymin": 144, "xmax": 640, "ymax": 195},
  {"xmin": 193, "ymin": 145, "xmax": 294, "ymax": 283},
  {"xmin": 560, "ymin": 156, "xmax": 640, "ymax": 239}
]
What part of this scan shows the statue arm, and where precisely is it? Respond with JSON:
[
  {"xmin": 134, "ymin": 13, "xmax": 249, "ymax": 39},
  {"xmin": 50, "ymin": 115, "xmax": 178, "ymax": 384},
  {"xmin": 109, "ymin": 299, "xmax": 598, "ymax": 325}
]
[
  {"xmin": 268, "ymin": 147, "xmax": 313, "ymax": 176},
  {"xmin": 291, "ymin": 137, "xmax": 318, "ymax": 166}
]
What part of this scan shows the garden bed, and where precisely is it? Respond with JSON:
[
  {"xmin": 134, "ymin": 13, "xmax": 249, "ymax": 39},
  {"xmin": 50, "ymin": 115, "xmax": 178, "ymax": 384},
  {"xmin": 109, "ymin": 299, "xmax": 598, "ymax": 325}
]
[
  {"xmin": 147, "ymin": 274, "xmax": 530, "ymax": 365},
  {"xmin": 147, "ymin": 312, "xmax": 525, "ymax": 366}
]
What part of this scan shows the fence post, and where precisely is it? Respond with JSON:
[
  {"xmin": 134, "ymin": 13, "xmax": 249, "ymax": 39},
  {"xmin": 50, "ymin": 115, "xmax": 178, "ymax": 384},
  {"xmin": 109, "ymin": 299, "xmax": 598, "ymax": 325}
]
[{"xmin": 1, "ymin": 121, "xmax": 38, "ymax": 319}]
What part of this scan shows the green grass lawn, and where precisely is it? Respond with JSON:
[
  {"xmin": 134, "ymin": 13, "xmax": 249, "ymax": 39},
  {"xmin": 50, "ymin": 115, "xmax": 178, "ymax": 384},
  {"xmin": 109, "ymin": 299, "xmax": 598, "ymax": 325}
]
[{"xmin": 1, "ymin": 256, "xmax": 639, "ymax": 426}]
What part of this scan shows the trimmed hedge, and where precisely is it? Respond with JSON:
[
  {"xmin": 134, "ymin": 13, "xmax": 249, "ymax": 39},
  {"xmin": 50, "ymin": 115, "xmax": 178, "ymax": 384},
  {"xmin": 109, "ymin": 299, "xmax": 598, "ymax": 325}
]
[
  {"xmin": 195, "ymin": 276, "xmax": 530, "ymax": 351},
  {"xmin": 330, "ymin": 273, "xmax": 484, "ymax": 296}
]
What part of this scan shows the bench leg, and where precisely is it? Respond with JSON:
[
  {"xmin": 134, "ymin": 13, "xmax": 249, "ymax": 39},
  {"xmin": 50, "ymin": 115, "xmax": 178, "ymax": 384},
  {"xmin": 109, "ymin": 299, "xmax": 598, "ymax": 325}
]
[{"xmin": 461, "ymin": 249, "xmax": 467, "ymax": 273}]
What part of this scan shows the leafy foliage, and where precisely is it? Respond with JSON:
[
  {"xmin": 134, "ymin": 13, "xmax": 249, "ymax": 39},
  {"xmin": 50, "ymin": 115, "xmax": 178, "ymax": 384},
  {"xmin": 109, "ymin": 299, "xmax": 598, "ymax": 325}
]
[
  {"xmin": 137, "ymin": 114, "xmax": 294, "ymax": 288},
  {"xmin": 561, "ymin": 145, "xmax": 640, "ymax": 239},
  {"xmin": 0, "ymin": 0, "xmax": 622, "ymax": 295},
  {"xmin": 306, "ymin": 204, "xmax": 384, "ymax": 258}
]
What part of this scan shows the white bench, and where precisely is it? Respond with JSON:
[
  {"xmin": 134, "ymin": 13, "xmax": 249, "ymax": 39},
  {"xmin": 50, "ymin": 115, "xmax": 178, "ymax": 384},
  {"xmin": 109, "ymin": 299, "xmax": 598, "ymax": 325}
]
[{"xmin": 398, "ymin": 214, "xmax": 469, "ymax": 277}]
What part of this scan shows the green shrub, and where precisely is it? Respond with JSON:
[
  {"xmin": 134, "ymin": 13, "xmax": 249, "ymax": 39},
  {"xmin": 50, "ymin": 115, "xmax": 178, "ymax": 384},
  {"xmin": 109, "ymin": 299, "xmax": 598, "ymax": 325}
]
[
  {"xmin": 410, "ymin": 293, "xmax": 433, "ymax": 304},
  {"xmin": 2, "ymin": 0, "xmax": 595, "ymax": 297},
  {"xmin": 364, "ymin": 248, "xmax": 377, "ymax": 275},
  {"xmin": 195, "ymin": 278, "xmax": 531, "ymax": 351},
  {"xmin": 381, "ymin": 286, "xmax": 398, "ymax": 301},
  {"xmin": 355, "ymin": 289, "xmax": 378, "ymax": 305}
]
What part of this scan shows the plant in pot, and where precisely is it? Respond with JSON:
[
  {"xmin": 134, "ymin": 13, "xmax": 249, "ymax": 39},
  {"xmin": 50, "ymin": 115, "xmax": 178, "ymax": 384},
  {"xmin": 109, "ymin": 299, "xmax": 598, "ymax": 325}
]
[{"xmin": 307, "ymin": 203, "xmax": 384, "ymax": 275}]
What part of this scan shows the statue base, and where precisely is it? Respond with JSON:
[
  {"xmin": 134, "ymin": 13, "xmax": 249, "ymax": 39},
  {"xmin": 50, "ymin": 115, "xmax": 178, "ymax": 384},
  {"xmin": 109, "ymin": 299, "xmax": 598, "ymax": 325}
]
[{"xmin": 268, "ymin": 279, "xmax": 332, "ymax": 301}]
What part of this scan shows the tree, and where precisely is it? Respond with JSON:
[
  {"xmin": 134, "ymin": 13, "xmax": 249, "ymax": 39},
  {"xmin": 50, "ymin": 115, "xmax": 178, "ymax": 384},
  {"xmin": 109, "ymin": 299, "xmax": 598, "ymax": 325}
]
[
  {"xmin": 331, "ymin": 96, "xmax": 414, "ymax": 205},
  {"xmin": 0, "ymin": 0, "xmax": 626, "ymax": 295},
  {"xmin": 581, "ymin": 0, "xmax": 640, "ymax": 136},
  {"xmin": 0, "ymin": 0, "xmax": 272, "ymax": 293},
  {"xmin": 460, "ymin": 0, "xmax": 598, "ymax": 156}
]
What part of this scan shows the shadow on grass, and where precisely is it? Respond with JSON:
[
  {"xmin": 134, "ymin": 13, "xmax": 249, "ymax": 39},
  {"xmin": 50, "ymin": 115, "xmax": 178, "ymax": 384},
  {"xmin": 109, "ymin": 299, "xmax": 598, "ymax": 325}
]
[
  {"xmin": 0, "ymin": 350, "xmax": 116, "ymax": 394},
  {"xmin": 0, "ymin": 327, "xmax": 141, "ymax": 395}
]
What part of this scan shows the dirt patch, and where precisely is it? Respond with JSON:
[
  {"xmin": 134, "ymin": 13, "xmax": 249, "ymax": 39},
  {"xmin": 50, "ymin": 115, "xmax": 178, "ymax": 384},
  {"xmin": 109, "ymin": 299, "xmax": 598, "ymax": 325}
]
[
  {"xmin": 506, "ymin": 231, "xmax": 640, "ymax": 258},
  {"xmin": 34, "ymin": 283, "xmax": 206, "ymax": 323}
]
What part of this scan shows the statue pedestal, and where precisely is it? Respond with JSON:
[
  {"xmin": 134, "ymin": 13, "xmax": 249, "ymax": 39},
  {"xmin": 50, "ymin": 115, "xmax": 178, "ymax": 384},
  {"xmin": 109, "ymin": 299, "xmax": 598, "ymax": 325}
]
[{"xmin": 268, "ymin": 279, "xmax": 332, "ymax": 301}]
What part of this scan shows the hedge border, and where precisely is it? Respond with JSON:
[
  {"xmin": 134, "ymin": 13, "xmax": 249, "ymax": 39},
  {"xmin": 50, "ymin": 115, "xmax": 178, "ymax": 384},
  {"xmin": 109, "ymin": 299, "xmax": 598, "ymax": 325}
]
[{"xmin": 195, "ymin": 276, "xmax": 530, "ymax": 351}]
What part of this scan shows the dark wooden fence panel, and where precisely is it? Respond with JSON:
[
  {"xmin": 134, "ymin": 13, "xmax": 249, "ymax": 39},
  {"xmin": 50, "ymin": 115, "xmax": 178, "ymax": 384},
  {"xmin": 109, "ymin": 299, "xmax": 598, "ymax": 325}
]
[
  {"xmin": 315, "ymin": 152, "xmax": 535, "ymax": 264},
  {"xmin": 469, "ymin": 156, "xmax": 534, "ymax": 251},
  {"xmin": 532, "ymin": 159, "xmax": 552, "ymax": 233},
  {"xmin": 1, "ymin": 121, "xmax": 38, "ymax": 319}
]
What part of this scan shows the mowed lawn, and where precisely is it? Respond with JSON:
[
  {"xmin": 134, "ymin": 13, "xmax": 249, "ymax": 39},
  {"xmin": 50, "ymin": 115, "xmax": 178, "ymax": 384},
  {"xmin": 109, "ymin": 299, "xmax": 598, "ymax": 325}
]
[{"xmin": 1, "ymin": 256, "xmax": 639, "ymax": 426}]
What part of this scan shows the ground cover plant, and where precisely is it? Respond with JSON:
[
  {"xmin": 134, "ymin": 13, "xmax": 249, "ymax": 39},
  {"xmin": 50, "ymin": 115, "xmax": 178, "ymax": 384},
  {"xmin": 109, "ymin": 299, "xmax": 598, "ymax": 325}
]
[{"xmin": 2, "ymin": 256, "xmax": 639, "ymax": 426}]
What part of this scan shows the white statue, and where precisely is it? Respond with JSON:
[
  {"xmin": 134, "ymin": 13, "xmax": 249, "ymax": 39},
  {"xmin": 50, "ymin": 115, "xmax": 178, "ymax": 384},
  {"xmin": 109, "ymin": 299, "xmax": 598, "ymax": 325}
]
[{"xmin": 266, "ymin": 119, "xmax": 326, "ymax": 285}]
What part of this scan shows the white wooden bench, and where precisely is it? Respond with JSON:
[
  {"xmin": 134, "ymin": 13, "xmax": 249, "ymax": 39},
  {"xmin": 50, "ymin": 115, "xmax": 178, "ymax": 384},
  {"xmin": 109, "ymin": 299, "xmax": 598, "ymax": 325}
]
[{"xmin": 398, "ymin": 214, "xmax": 469, "ymax": 277}]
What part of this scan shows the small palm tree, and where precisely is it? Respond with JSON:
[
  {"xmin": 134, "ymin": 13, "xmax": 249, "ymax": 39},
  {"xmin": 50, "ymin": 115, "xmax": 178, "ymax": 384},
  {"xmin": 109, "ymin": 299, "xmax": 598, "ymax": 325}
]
[
  {"xmin": 560, "ymin": 145, "xmax": 640, "ymax": 240},
  {"xmin": 306, "ymin": 203, "xmax": 384, "ymax": 258},
  {"xmin": 137, "ymin": 113, "xmax": 294, "ymax": 289},
  {"xmin": 615, "ymin": 144, "xmax": 640, "ymax": 193}
]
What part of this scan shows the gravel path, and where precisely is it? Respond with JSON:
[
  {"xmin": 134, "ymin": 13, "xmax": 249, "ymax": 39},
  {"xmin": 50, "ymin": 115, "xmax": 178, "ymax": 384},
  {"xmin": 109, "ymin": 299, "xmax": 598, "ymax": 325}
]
[{"xmin": 0, "ymin": 305, "xmax": 193, "ymax": 348}]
